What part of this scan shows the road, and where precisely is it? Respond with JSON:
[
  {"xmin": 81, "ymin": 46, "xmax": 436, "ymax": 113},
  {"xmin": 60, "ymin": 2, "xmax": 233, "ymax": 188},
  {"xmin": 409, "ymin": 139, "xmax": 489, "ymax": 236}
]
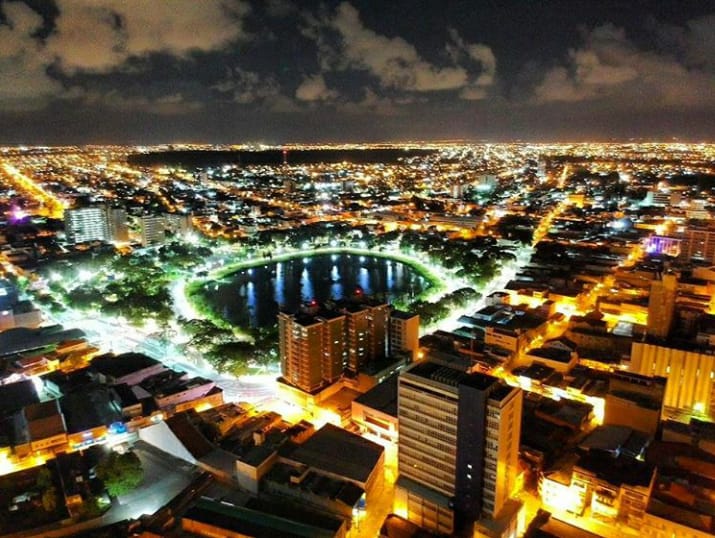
[{"xmin": 4, "ymin": 442, "xmax": 199, "ymax": 538}]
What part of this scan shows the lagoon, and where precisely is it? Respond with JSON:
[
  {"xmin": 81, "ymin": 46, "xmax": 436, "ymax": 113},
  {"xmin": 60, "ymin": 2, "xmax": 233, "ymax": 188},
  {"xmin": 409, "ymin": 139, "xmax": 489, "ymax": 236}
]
[{"xmin": 199, "ymin": 253, "xmax": 430, "ymax": 327}]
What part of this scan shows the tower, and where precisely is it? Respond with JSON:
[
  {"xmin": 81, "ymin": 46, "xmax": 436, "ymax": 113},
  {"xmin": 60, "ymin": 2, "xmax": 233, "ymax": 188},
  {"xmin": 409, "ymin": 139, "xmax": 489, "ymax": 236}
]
[
  {"xmin": 342, "ymin": 301, "xmax": 389, "ymax": 374},
  {"xmin": 389, "ymin": 310, "xmax": 420, "ymax": 361},
  {"xmin": 64, "ymin": 206, "xmax": 109, "ymax": 244},
  {"xmin": 395, "ymin": 360, "xmax": 522, "ymax": 535},
  {"xmin": 139, "ymin": 215, "xmax": 166, "ymax": 246},
  {"xmin": 106, "ymin": 206, "xmax": 129, "ymax": 242},
  {"xmin": 647, "ymin": 272, "xmax": 677, "ymax": 339},
  {"xmin": 278, "ymin": 310, "xmax": 345, "ymax": 393}
]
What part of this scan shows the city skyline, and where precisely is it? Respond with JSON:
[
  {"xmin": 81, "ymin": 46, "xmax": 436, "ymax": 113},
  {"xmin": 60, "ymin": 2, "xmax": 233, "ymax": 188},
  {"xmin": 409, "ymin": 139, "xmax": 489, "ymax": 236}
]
[{"xmin": 0, "ymin": 0, "xmax": 714, "ymax": 144}]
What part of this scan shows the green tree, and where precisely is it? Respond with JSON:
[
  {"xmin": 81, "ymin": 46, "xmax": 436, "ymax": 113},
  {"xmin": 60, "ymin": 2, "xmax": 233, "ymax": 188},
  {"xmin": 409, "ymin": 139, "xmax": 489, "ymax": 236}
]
[
  {"xmin": 41, "ymin": 486, "xmax": 58, "ymax": 513},
  {"xmin": 36, "ymin": 467, "xmax": 52, "ymax": 490},
  {"xmin": 95, "ymin": 451, "xmax": 143, "ymax": 498}
]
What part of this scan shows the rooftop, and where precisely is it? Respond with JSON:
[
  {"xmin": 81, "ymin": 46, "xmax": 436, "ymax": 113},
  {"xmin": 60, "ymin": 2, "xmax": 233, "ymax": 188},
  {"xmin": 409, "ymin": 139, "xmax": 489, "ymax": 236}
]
[
  {"xmin": 354, "ymin": 374, "xmax": 398, "ymax": 418},
  {"xmin": 282, "ymin": 423, "xmax": 383, "ymax": 484},
  {"xmin": 91, "ymin": 352, "xmax": 161, "ymax": 380},
  {"xmin": 404, "ymin": 360, "xmax": 499, "ymax": 391}
]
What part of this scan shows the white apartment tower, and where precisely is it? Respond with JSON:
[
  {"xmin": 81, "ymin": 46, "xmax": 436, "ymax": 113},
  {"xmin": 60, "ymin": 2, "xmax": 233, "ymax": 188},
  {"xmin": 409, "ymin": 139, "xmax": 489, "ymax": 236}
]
[{"xmin": 64, "ymin": 206, "xmax": 109, "ymax": 244}]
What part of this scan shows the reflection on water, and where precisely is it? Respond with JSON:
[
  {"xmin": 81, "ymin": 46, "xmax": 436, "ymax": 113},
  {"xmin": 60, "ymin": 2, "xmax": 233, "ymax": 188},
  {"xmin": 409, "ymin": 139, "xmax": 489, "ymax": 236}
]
[{"xmin": 203, "ymin": 254, "xmax": 429, "ymax": 327}]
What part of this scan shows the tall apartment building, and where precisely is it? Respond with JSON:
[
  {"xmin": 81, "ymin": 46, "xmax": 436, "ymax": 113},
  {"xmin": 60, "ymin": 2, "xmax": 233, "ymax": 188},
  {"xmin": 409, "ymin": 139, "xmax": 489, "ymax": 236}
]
[
  {"xmin": 106, "ymin": 206, "xmax": 129, "ymax": 242},
  {"xmin": 342, "ymin": 302, "xmax": 389, "ymax": 374},
  {"xmin": 140, "ymin": 215, "xmax": 166, "ymax": 246},
  {"xmin": 278, "ymin": 310, "xmax": 345, "ymax": 393},
  {"xmin": 164, "ymin": 212, "xmax": 193, "ymax": 235},
  {"xmin": 679, "ymin": 225, "xmax": 715, "ymax": 263},
  {"xmin": 279, "ymin": 298, "xmax": 392, "ymax": 392},
  {"xmin": 647, "ymin": 272, "xmax": 677, "ymax": 339},
  {"xmin": 64, "ymin": 206, "xmax": 109, "ymax": 244},
  {"xmin": 395, "ymin": 360, "xmax": 523, "ymax": 536},
  {"xmin": 389, "ymin": 310, "xmax": 420, "ymax": 361}
]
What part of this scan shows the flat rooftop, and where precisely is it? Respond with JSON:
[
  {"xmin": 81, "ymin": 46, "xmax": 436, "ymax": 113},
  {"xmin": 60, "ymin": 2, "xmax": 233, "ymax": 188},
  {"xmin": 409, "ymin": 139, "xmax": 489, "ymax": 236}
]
[
  {"xmin": 91, "ymin": 352, "xmax": 161, "ymax": 379},
  {"xmin": 404, "ymin": 360, "xmax": 499, "ymax": 391},
  {"xmin": 282, "ymin": 423, "xmax": 383, "ymax": 484},
  {"xmin": 354, "ymin": 374, "xmax": 398, "ymax": 418}
]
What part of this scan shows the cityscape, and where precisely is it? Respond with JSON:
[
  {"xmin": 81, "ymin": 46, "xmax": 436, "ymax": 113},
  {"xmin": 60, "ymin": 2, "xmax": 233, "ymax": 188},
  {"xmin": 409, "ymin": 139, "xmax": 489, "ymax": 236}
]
[
  {"xmin": 1, "ymin": 141, "xmax": 714, "ymax": 538},
  {"xmin": 1, "ymin": 1, "xmax": 715, "ymax": 538}
]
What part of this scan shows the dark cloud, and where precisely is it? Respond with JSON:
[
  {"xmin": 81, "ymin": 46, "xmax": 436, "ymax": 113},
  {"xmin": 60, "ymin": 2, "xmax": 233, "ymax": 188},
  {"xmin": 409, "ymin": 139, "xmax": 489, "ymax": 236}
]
[
  {"xmin": 0, "ymin": 0, "xmax": 712, "ymax": 142},
  {"xmin": 532, "ymin": 21, "xmax": 715, "ymax": 108}
]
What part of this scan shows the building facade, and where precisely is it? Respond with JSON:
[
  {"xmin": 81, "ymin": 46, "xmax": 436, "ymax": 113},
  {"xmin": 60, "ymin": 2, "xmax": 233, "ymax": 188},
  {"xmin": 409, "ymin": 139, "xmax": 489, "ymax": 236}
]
[
  {"xmin": 646, "ymin": 273, "xmax": 677, "ymax": 339},
  {"xmin": 139, "ymin": 215, "xmax": 166, "ymax": 246},
  {"xmin": 629, "ymin": 341, "xmax": 715, "ymax": 416},
  {"xmin": 389, "ymin": 310, "xmax": 420, "ymax": 361},
  {"xmin": 679, "ymin": 225, "xmax": 715, "ymax": 263},
  {"xmin": 394, "ymin": 360, "xmax": 523, "ymax": 535},
  {"xmin": 64, "ymin": 206, "xmax": 109, "ymax": 244},
  {"xmin": 278, "ymin": 311, "xmax": 345, "ymax": 393}
]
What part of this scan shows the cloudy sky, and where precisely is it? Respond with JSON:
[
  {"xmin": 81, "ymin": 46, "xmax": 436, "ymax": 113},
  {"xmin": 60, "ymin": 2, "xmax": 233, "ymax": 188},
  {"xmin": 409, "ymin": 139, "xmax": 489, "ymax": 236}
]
[{"xmin": 0, "ymin": 0, "xmax": 713, "ymax": 144}]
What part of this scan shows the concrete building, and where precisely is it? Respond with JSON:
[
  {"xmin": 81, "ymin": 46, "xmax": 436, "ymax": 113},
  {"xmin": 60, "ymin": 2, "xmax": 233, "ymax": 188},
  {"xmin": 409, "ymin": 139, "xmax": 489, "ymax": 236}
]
[
  {"xmin": 91, "ymin": 352, "xmax": 165, "ymax": 386},
  {"xmin": 604, "ymin": 372, "xmax": 666, "ymax": 436},
  {"xmin": 64, "ymin": 206, "xmax": 109, "ymax": 244},
  {"xmin": 281, "ymin": 423, "xmax": 384, "ymax": 504},
  {"xmin": 394, "ymin": 360, "xmax": 523, "ymax": 536},
  {"xmin": 352, "ymin": 374, "xmax": 398, "ymax": 445},
  {"xmin": 139, "ymin": 214, "xmax": 166, "ymax": 246},
  {"xmin": 278, "ymin": 298, "xmax": 390, "ymax": 394},
  {"xmin": 106, "ymin": 206, "xmax": 129, "ymax": 242},
  {"xmin": 342, "ymin": 302, "xmax": 389, "ymax": 374},
  {"xmin": 629, "ymin": 341, "xmax": 715, "ymax": 416},
  {"xmin": 679, "ymin": 225, "xmax": 715, "ymax": 263},
  {"xmin": 279, "ymin": 310, "xmax": 345, "ymax": 393},
  {"xmin": 646, "ymin": 273, "xmax": 677, "ymax": 339},
  {"xmin": 389, "ymin": 310, "xmax": 420, "ymax": 361},
  {"xmin": 164, "ymin": 212, "xmax": 193, "ymax": 236}
]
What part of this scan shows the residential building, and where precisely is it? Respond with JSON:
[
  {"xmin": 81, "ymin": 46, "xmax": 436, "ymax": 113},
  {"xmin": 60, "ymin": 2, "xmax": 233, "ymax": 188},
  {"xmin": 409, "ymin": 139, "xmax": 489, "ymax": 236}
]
[
  {"xmin": 106, "ymin": 206, "xmax": 129, "ymax": 242},
  {"xmin": 604, "ymin": 372, "xmax": 666, "ymax": 436},
  {"xmin": 64, "ymin": 206, "xmax": 109, "ymax": 244},
  {"xmin": 646, "ymin": 272, "xmax": 677, "ymax": 339},
  {"xmin": 679, "ymin": 225, "xmax": 715, "ymax": 263},
  {"xmin": 389, "ymin": 310, "xmax": 420, "ymax": 361},
  {"xmin": 139, "ymin": 214, "xmax": 166, "ymax": 246},
  {"xmin": 279, "ymin": 310, "xmax": 345, "ymax": 393}
]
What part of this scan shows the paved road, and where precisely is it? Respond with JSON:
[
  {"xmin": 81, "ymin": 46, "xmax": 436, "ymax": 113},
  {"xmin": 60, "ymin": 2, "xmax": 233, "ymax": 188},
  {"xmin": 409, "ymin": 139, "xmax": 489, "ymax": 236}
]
[{"xmin": 4, "ymin": 443, "xmax": 199, "ymax": 538}]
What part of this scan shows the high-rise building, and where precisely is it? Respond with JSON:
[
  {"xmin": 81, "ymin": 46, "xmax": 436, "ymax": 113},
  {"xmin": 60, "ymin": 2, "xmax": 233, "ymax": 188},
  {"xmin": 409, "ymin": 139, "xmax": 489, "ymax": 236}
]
[
  {"xmin": 106, "ymin": 206, "xmax": 129, "ymax": 242},
  {"xmin": 679, "ymin": 225, "xmax": 715, "ymax": 263},
  {"xmin": 389, "ymin": 310, "xmax": 420, "ymax": 361},
  {"xmin": 64, "ymin": 206, "xmax": 109, "ymax": 244},
  {"xmin": 279, "ymin": 298, "xmax": 390, "ymax": 393},
  {"xmin": 278, "ymin": 310, "xmax": 345, "ymax": 393},
  {"xmin": 647, "ymin": 273, "xmax": 677, "ymax": 339},
  {"xmin": 164, "ymin": 212, "xmax": 193, "ymax": 236},
  {"xmin": 395, "ymin": 360, "xmax": 523, "ymax": 535},
  {"xmin": 342, "ymin": 301, "xmax": 389, "ymax": 374},
  {"xmin": 140, "ymin": 215, "xmax": 166, "ymax": 246}
]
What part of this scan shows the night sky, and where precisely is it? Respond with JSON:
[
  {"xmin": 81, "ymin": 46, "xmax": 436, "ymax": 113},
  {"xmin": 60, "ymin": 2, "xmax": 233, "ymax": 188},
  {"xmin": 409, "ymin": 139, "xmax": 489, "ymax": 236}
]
[{"xmin": 0, "ymin": 0, "xmax": 713, "ymax": 144}]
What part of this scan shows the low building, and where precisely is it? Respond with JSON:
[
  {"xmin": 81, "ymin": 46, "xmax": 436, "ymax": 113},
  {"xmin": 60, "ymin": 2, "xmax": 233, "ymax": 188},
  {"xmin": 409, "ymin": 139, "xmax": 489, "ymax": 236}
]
[
  {"xmin": 605, "ymin": 372, "xmax": 665, "ymax": 436},
  {"xmin": 91, "ymin": 352, "xmax": 165, "ymax": 386},
  {"xmin": 524, "ymin": 346, "xmax": 577, "ymax": 373},
  {"xmin": 280, "ymin": 423, "xmax": 384, "ymax": 504},
  {"xmin": 182, "ymin": 497, "xmax": 347, "ymax": 538},
  {"xmin": 352, "ymin": 374, "xmax": 398, "ymax": 445}
]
